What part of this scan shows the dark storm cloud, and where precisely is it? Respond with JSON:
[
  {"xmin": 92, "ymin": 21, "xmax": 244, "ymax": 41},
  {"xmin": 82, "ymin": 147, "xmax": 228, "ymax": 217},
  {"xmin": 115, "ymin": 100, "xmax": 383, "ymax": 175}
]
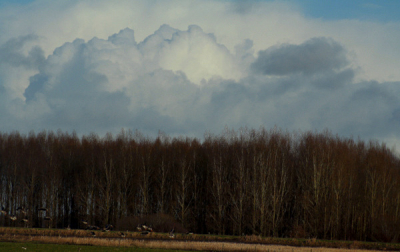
[{"xmin": 251, "ymin": 37, "xmax": 348, "ymax": 76}]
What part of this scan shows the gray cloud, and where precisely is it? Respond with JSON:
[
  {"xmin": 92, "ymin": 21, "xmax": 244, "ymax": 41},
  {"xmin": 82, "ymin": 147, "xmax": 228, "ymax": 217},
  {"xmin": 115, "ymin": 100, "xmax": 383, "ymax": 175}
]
[
  {"xmin": 0, "ymin": 35, "xmax": 45, "ymax": 69},
  {"xmin": 231, "ymin": 0, "xmax": 258, "ymax": 14},
  {"xmin": 0, "ymin": 24, "xmax": 399, "ymax": 151},
  {"xmin": 310, "ymin": 68, "xmax": 355, "ymax": 90},
  {"xmin": 24, "ymin": 73, "xmax": 47, "ymax": 101},
  {"xmin": 108, "ymin": 28, "xmax": 137, "ymax": 46},
  {"xmin": 251, "ymin": 37, "xmax": 348, "ymax": 76}
]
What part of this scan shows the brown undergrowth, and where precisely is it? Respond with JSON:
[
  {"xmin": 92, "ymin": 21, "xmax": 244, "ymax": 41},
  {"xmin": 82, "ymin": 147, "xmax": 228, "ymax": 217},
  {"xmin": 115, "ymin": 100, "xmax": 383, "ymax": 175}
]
[
  {"xmin": 0, "ymin": 234, "xmax": 389, "ymax": 252},
  {"xmin": 0, "ymin": 227, "xmax": 399, "ymax": 251}
]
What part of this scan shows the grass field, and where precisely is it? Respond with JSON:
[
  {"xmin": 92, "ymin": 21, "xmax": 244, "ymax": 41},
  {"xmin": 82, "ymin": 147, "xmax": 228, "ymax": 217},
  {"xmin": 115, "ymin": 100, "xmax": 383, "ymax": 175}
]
[
  {"xmin": 0, "ymin": 240, "xmax": 394, "ymax": 252},
  {"xmin": 0, "ymin": 227, "xmax": 399, "ymax": 251},
  {"xmin": 0, "ymin": 241, "xmax": 191, "ymax": 252}
]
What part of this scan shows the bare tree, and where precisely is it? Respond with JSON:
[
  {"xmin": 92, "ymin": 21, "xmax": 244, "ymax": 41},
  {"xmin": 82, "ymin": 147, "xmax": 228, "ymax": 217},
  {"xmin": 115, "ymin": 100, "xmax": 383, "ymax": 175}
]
[
  {"xmin": 174, "ymin": 148, "xmax": 193, "ymax": 228},
  {"xmin": 208, "ymin": 140, "xmax": 228, "ymax": 235}
]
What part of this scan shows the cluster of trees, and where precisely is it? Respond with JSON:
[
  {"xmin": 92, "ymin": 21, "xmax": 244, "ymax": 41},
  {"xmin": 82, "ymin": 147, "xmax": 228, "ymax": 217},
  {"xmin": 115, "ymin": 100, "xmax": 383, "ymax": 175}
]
[{"xmin": 0, "ymin": 128, "xmax": 399, "ymax": 242}]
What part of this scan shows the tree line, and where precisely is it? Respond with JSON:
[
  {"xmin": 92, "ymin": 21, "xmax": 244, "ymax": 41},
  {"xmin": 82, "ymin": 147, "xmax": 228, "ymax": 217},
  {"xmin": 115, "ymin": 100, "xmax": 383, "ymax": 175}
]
[{"xmin": 0, "ymin": 128, "xmax": 399, "ymax": 242}]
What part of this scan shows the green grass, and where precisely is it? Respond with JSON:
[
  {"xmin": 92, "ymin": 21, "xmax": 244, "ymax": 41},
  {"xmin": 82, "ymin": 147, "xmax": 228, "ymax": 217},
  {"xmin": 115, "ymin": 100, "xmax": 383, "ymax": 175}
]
[{"xmin": 0, "ymin": 241, "xmax": 192, "ymax": 252}]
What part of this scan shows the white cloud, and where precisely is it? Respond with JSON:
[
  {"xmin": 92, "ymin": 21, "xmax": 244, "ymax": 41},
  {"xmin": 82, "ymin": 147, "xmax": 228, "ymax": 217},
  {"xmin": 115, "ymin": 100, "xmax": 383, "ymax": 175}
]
[
  {"xmin": 0, "ymin": 0, "xmax": 400, "ymax": 150},
  {"xmin": 157, "ymin": 25, "xmax": 244, "ymax": 84},
  {"xmin": 1, "ymin": 0, "xmax": 399, "ymax": 80}
]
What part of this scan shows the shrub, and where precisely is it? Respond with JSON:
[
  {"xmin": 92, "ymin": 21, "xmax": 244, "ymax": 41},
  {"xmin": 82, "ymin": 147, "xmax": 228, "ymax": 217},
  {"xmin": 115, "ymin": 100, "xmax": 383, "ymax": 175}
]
[{"xmin": 116, "ymin": 213, "xmax": 186, "ymax": 233}]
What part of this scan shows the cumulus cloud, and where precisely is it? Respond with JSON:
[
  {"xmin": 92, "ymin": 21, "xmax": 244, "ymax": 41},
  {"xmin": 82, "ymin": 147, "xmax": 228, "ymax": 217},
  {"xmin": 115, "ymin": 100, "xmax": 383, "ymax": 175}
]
[
  {"xmin": 0, "ymin": 0, "xmax": 400, "ymax": 151},
  {"xmin": 14, "ymin": 26, "xmax": 218, "ymax": 135},
  {"xmin": 0, "ymin": 25, "xmax": 398, "ymax": 142}
]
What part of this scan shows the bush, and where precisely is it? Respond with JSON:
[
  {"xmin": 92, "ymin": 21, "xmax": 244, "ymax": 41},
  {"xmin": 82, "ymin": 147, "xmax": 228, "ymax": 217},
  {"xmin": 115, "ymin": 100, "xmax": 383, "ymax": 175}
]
[
  {"xmin": 289, "ymin": 224, "xmax": 308, "ymax": 239},
  {"xmin": 116, "ymin": 213, "xmax": 187, "ymax": 233}
]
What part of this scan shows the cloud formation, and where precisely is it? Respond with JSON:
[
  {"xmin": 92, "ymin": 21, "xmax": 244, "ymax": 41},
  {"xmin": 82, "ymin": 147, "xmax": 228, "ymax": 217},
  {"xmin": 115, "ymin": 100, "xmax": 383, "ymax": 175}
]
[
  {"xmin": 0, "ymin": 0, "xmax": 400, "ymax": 150},
  {"xmin": 251, "ymin": 37, "xmax": 348, "ymax": 76},
  {"xmin": 0, "ymin": 35, "xmax": 45, "ymax": 69}
]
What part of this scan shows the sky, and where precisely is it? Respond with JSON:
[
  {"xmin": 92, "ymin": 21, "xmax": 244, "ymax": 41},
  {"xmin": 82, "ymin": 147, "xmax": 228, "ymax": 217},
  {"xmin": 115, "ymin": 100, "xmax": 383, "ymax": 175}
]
[{"xmin": 0, "ymin": 0, "xmax": 400, "ymax": 150}]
